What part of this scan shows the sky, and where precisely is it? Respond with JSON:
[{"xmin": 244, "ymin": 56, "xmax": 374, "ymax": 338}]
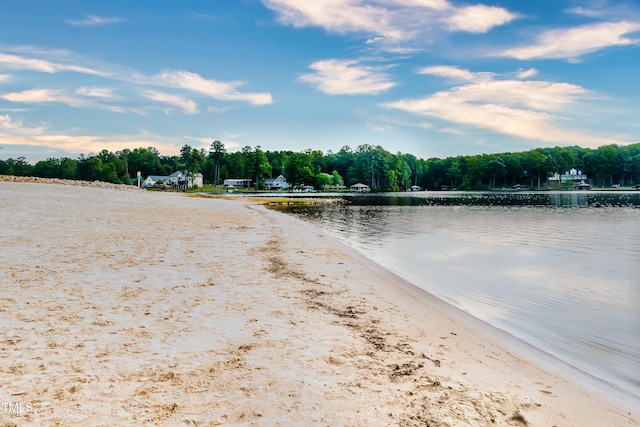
[{"xmin": 0, "ymin": 0, "xmax": 639, "ymax": 162}]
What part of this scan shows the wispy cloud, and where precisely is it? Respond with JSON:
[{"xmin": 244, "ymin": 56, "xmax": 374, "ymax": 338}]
[
  {"xmin": 64, "ymin": 15, "xmax": 125, "ymax": 27},
  {"xmin": 0, "ymin": 46, "xmax": 274, "ymax": 109},
  {"xmin": 381, "ymin": 66, "xmax": 622, "ymax": 148},
  {"xmin": 0, "ymin": 114, "xmax": 45, "ymax": 135},
  {"xmin": 0, "ymin": 52, "xmax": 104, "ymax": 75},
  {"xmin": 0, "ymin": 113, "xmax": 182, "ymax": 156},
  {"xmin": 299, "ymin": 59, "xmax": 396, "ymax": 95},
  {"xmin": 0, "ymin": 74, "xmax": 11, "ymax": 83},
  {"xmin": 151, "ymin": 70, "xmax": 273, "ymax": 105},
  {"xmin": 499, "ymin": 21, "xmax": 640, "ymax": 60},
  {"xmin": 447, "ymin": 5, "xmax": 516, "ymax": 33},
  {"xmin": 565, "ymin": 2, "xmax": 640, "ymax": 20},
  {"xmin": 515, "ymin": 68, "xmax": 538, "ymax": 79},
  {"xmin": 75, "ymin": 86, "xmax": 117, "ymax": 99},
  {"xmin": 142, "ymin": 90, "xmax": 199, "ymax": 114},
  {"xmin": 1, "ymin": 88, "xmax": 145, "ymax": 116},
  {"xmin": 1, "ymin": 88, "xmax": 87, "ymax": 107},
  {"xmin": 565, "ymin": 6, "xmax": 606, "ymax": 18},
  {"xmin": 418, "ymin": 65, "xmax": 493, "ymax": 82},
  {"xmin": 261, "ymin": 0, "xmax": 516, "ymax": 47},
  {"xmin": 262, "ymin": 0, "xmax": 399, "ymax": 39}
]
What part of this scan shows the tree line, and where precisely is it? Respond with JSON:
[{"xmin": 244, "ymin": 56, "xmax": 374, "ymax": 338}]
[{"xmin": 1, "ymin": 141, "xmax": 639, "ymax": 190}]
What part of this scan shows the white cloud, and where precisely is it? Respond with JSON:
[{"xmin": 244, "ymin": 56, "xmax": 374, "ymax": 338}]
[
  {"xmin": 151, "ymin": 70, "xmax": 273, "ymax": 105},
  {"xmin": 64, "ymin": 15, "xmax": 125, "ymax": 26},
  {"xmin": 142, "ymin": 90, "xmax": 199, "ymax": 114},
  {"xmin": 261, "ymin": 0, "xmax": 516, "ymax": 46},
  {"xmin": 500, "ymin": 21, "xmax": 640, "ymax": 60},
  {"xmin": 389, "ymin": 0, "xmax": 449, "ymax": 11},
  {"xmin": 299, "ymin": 59, "xmax": 396, "ymax": 95},
  {"xmin": 0, "ymin": 74, "xmax": 11, "ymax": 83},
  {"xmin": 565, "ymin": 7, "xmax": 605, "ymax": 18},
  {"xmin": 0, "ymin": 114, "xmax": 182, "ymax": 156},
  {"xmin": 1, "ymin": 88, "xmax": 146, "ymax": 116},
  {"xmin": 516, "ymin": 68, "xmax": 538, "ymax": 79},
  {"xmin": 0, "ymin": 52, "xmax": 104, "ymax": 75},
  {"xmin": 418, "ymin": 65, "xmax": 493, "ymax": 82},
  {"xmin": 0, "ymin": 46, "xmax": 274, "ymax": 110},
  {"xmin": 75, "ymin": 86, "xmax": 117, "ymax": 99},
  {"xmin": 1, "ymin": 88, "xmax": 86, "ymax": 107},
  {"xmin": 262, "ymin": 0, "xmax": 402, "ymax": 40},
  {"xmin": 381, "ymin": 67, "xmax": 621, "ymax": 148},
  {"xmin": 447, "ymin": 5, "xmax": 516, "ymax": 33},
  {"xmin": 0, "ymin": 114, "xmax": 45, "ymax": 135}
]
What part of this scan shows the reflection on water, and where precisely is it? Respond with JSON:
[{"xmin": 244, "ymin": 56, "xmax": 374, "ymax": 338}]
[
  {"xmin": 336, "ymin": 190, "xmax": 640, "ymax": 208},
  {"xmin": 273, "ymin": 192, "xmax": 640, "ymax": 399}
]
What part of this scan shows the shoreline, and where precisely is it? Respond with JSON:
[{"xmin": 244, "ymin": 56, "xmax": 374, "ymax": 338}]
[
  {"xmin": 1, "ymin": 181, "xmax": 638, "ymax": 426},
  {"xmin": 321, "ymin": 229, "xmax": 640, "ymax": 407},
  {"xmin": 259, "ymin": 202, "xmax": 640, "ymax": 412},
  {"xmin": 294, "ymin": 210, "xmax": 640, "ymax": 404}
]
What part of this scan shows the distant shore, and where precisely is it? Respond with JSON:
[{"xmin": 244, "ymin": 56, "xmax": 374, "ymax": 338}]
[{"xmin": 1, "ymin": 180, "xmax": 638, "ymax": 426}]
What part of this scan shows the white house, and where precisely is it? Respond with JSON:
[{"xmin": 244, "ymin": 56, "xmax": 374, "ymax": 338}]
[
  {"xmin": 223, "ymin": 178, "xmax": 252, "ymax": 188},
  {"xmin": 165, "ymin": 170, "xmax": 203, "ymax": 188},
  {"xmin": 549, "ymin": 168, "xmax": 588, "ymax": 185},
  {"xmin": 264, "ymin": 175, "xmax": 289, "ymax": 190},
  {"xmin": 143, "ymin": 170, "xmax": 203, "ymax": 189},
  {"xmin": 142, "ymin": 175, "xmax": 171, "ymax": 188},
  {"xmin": 350, "ymin": 183, "xmax": 371, "ymax": 192}
]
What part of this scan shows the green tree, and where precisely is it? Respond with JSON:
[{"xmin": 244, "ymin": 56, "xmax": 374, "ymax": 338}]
[
  {"xmin": 59, "ymin": 158, "xmax": 78, "ymax": 179},
  {"xmin": 253, "ymin": 146, "xmax": 272, "ymax": 188},
  {"xmin": 208, "ymin": 140, "xmax": 226, "ymax": 185},
  {"xmin": 76, "ymin": 155, "xmax": 102, "ymax": 181},
  {"xmin": 128, "ymin": 147, "xmax": 163, "ymax": 177},
  {"xmin": 33, "ymin": 158, "xmax": 62, "ymax": 178},
  {"xmin": 331, "ymin": 170, "xmax": 344, "ymax": 187}
]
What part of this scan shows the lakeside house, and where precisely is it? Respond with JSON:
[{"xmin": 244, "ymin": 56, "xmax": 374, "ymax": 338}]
[
  {"xmin": 143, "ymin": 170, "xmax": 203, "ymax": 189},
  {"xmin": 264, "ymin": 175, "xmax": 289, "ymax": 190},
  {"xmin": 320, "ymin": 172, "xmax": 346, "ymax": 190},
  {"xmin": 350, "ymin": 183, "xmax": 371, "ymax": 192},
  {"xmin": 576, "ymin": 181, "xmax": 592, "ymax": 190},
  {"xmin": 549, "ymin": 168, "xmax": 588, "ymax": 185},
  {"xmin": 142, "ymin": 175, "xmax": 170, "ymax": 188},
  {"xmin": 223, "ymin": 178, "xmax": 252, "ymax": 188}
]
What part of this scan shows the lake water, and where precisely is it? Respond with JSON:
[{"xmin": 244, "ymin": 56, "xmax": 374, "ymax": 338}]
[{"xmin": 272, "ymin": 191, "xmax": 640, "ymax": 400}]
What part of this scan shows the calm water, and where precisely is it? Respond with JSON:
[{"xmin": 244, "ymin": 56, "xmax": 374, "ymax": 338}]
[{"xmin": 273, "ymin": 191, "xmax": 640, "ymax": 399}]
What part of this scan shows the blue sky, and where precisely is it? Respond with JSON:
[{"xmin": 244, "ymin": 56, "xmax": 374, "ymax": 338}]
[{"xmin": 1, "ymin": 0, "xmax": 639, "ymax": 162}]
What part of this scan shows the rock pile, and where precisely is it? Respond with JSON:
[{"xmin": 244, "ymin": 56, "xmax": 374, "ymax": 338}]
[{"xmin": 0, "ymin": 175, "xmax": 144, "ymax": 191}]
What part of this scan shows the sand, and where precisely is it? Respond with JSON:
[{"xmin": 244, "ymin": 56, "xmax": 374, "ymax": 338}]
[{"xmin": 1, "ymin": 179, "xmax": 638, "ymax": 426}]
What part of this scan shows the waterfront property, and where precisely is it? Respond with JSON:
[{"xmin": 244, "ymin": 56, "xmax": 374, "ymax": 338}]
[
  {"xmin": 264, "ymin": 175, "xmax": 289, "ymax": 190},
  {"xmin": 223, "ymin": 178, "xmax": 252, "ymax": 188},
  {"xmin": 549, "ymin": 168, "xmax": 588, "ymax": 185},
  {"xmin": 576, "ymin": 181, "xmax": 592, "ymax": 190},
  {"xmin": 143, "ymin": 170, "xmax": 203, "ymax": 189},
  {"xmin": 350, "ymin": 183, "xmax": 371, "ymax": 192}
]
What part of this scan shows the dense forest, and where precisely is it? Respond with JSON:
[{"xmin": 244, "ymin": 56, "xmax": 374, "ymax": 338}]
[{"xmin": 1, "ymin": 142, "xmax": 639, "ymax": 191}]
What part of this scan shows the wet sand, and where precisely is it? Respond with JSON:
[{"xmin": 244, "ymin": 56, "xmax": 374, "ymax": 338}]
[{"xmin": 1, "ymin": 179, "xmax": 638, "ymax": 426}]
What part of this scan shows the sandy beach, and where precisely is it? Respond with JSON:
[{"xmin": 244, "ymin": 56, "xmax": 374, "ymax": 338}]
[{"xmin": 1, "ymin": 179, "xmax": 638, "ymax": 426}]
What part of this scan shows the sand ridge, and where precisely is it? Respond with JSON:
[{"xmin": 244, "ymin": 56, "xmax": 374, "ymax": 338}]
[{"xmin": 1, "ymin": 181, "xmax": 638, "ymax": 426}]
